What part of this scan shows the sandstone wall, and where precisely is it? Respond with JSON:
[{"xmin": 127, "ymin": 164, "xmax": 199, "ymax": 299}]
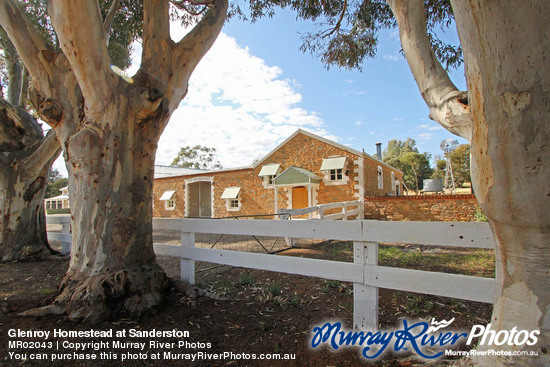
[{"xmin": 364, "ymin": 194, "xmax": 481, "ymax": 222}]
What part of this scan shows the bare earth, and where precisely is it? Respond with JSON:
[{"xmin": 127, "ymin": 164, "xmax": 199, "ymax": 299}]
[{"xmin": 0, "ymin": 232, "xmax": 492, "ymax": 366}]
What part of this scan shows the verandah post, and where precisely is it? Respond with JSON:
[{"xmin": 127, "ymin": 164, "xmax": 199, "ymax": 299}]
[
  {"xmin": 353, "ymin": 241, "xmax": 378, "ymax": 330},
  {"xmin": 180, "ymin": 227, "xmax": 196, "ymax": 285}
]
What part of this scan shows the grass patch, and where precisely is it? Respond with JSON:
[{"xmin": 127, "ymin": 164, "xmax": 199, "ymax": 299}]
[
  {"xmin": 379, "ymin": 245, "xmax": 494, "ymax": 277},
  {"xmin": 237, "ymin": 273, "xmax": 255, "ymax": 287},
  {"xmin": 268, "ymin": 283, "xmax": 282, "ymax": 297}
]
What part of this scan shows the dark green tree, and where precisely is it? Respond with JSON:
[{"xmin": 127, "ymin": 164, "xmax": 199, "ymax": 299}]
[
  {"xmin": 449, "ymin": 144, "xmax": 470, "ymax": 187},
  {"xmin": 171, "ymin": 145, "xmax": 223, "ymax": 170},
  {"xmin": 382, "ymin": 138, "xmax": 431, "ymax": 192}
]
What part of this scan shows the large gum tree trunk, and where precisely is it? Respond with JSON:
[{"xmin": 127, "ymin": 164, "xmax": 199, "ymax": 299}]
[
  {"xmin": 0, "ymin": 165, "xmax": 50, "ymax": 261},
  {"xmin": 1, "ymin": 0, "xmax": 227, "ymax": 322},
  {"xmin": 0, "ymin": 99, "xmax": 60, "ymax": 261},
  {"xmin": 389, "ymin": 0, "xmax": 549, "ymax": 364},
  {"xmin": 452, "ymin": 1, "xmax": 550, "ymax": 365},
  {"xmin": 54, "ymin": 103, "xmax": 169, "ymax": 321}
]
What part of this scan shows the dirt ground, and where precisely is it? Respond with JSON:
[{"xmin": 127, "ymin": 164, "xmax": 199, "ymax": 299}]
[{"xmin": 0, "ymin": 232, "xmax": 493, "ymax": 366}]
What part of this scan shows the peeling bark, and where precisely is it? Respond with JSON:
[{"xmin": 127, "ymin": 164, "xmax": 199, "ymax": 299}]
[
  {"xmin": 1, "ymin": 0, "xmax": 228, "ymax": 322},
  {"xmin": 451, "ymin": 1, "xmax": 550, "ymax": 365},
  {"xmin": 391, "ymin": 0, "xmax": 549, "ymax": 364},
  {"xmin": 0, "ymin": 100, "xmax": 61, "ymax": 261}
]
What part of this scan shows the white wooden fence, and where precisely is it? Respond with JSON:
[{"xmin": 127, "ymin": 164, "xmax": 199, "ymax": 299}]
[
  {"xmin": 152, "ymin": 218, "xmax": 495, "ymax": 330},
  {"xmin": 45, "ymin": 215, "xmax": 71, "ymax": 255},
  {"xmin": 46, "ymin": 216, "xmax": 495, "ymax": 330},
  {"xmin": 279, "ymin": 200, "xmax": 363, "ymax": 220}
]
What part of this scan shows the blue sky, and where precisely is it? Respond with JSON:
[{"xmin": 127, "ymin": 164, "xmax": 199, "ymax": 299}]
[
  {"xmin": 53, "ymin": 8, "xmax": 469, "ymax": 175},
  {"xmin": 221, "ymin": 8, "xmax": 468, "ymax": 158}
]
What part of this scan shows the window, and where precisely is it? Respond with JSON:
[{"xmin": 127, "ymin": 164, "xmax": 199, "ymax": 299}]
[
  {"xmin": 377, "ymin": 166, "xmax": 383, "ymax": 189},
  {"xmin": 258, "ymin": 164, "xmax": 280, "ymax": 187},
  {"xmin": 330, "ymin": 169, "xmax": 343, "ymax": 181},
  {"xmin": 221, "ymin": 187, "xmax": 242, "ymax": 211},
  {"xmin": 166, "ymin": 199, "xmax": 176, "ymax": 210},
  {"xmin": 321, "ymin": 157, "xmax": 347, "ymax": 184},
  {"xmin": 159, "ymin": 190, "xmax": 176, "ymax": 210}
]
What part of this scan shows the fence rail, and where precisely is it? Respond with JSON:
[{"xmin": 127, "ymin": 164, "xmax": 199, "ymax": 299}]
[
  {"xmin": 279, "ymin": 200, "xmax": 363, "ymax": 220},
  {"xmin": 47, "ymin": 216, "xmax": 496, "ymax": 330}
]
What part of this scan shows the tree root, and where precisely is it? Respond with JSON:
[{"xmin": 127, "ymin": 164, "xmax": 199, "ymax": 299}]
[
  {"xmin": 174, "ymin": 281, "xmax": 228, "ymax": 301},
  {"xmin": 18, "ymin": 304, "xmax": 65, "ymax": 317}
]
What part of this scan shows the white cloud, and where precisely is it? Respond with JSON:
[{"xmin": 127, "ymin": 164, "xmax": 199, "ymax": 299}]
[
  {"xmin": 383, "ymin": 52, "xmax": 401, "ymax": 62},
  {"xmin": 53, "ymin": 26, "xmax": 330, "ymax": 176},
  {"xmin": 354, "ymin": 120, "xmax": 363, "ymax": 126},
  {"xmin": 419, "ymin": 124, "xmax": 445, "ymax": 131},
  {"xmin": 156, "ymin": 32, "xmax": 330, "ymax": 168}
]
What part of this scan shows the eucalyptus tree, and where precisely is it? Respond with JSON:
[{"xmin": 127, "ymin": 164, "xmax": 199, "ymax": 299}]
[
  {"xmin": 0, "ymin": 0, "xmax": 227, "ymax": 321},
  {"xmin": 246, "ymin": 0, "xmax": 549, "ymax": 364},
  {"xmin": 0, "ymin": 30, "xmax": 60, "ymax": 261},
  {"xmin": 0, "ymin": 0, "xmax": 141, "ymax": 261}
]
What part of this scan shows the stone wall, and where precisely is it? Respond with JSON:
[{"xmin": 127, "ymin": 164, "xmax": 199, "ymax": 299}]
[{"xmin": 364, "ymin": 194, "xmax": 481, "ymax": 222}]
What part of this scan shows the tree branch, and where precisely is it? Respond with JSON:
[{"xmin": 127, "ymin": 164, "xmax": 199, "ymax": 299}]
[
  {"xmin": 321, "ymin": 0, "xmax": 348, "ymax": 39},
  {"xmin": 387, "ymin": 0, "xmax": 472, "ymax": 142},
  {"xmin": 168, "ymin": 0, "xmax": 228, "ymax": 103},
  {"xmin": 0, "ymin": 97, "xmax": 42, "ymax": 151},
  {"xmin": 48, "ymin": 0, "xmax": 116, "ymax": 115},
  {"xmin": 141, "ymin": 0, "xmax": 172, "ymax": 74},
  {"xmin": 103, "ymin": 0, "xmax": 121, "ymax": 46},
  {"xmin": 0, "ymin": 0, "xmax": 54, "ymax": 89},
  {"xmin": 22, "ymin": 129, "xmax": 62, "ymax": 177}
]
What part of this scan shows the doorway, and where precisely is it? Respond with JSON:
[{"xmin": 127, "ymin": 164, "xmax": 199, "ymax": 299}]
[
  {"xmin": 187, "ymin": 181, "xmax": 212, "ymax": 217},
  {"xmin": 292, "ymin": 186, "xmax": 309, "ymax": 209}
]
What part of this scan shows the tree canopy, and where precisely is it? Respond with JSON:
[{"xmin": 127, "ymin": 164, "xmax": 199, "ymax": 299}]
[
  {"xmin": 241, "ymin": 0, "xmax": 461, "ymax": 70},
  {"xmin": 171, "ymin": 145, "xmax": 223, "ymax": 170},
  {"xmin": 382, "ymin": 138, "xmax": 432, "ymax": 192}
]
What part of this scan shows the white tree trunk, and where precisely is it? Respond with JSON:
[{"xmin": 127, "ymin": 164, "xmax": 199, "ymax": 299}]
[
  {"xmin": 451, "ymin": 2, "xmax": 550, "ymax": 365},
  {"xmin": 53, "ymin": 100, "xmax": 169, "ymax": 321},
  {"xmin": 390, "ymin": 0, "xmax": 549, "ymax": 364},
  {"xmin": 0, "ymin": 165, "xmax": 50, "ymax": 261},
  {"xmin": 0, "ymin": 99, "xmax": 60, "ymax": 261},
  {"xmin": 1, "ymin": 0, "xmax": 228, "ymax": 321}
]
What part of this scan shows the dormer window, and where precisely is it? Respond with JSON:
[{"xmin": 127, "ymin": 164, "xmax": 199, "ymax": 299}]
[
  {"xmin": 258, "ymin": 164, "xmax": 281, "ymax": 187},
  {"xmin": 221, "ymin": 187, "xmax": 242, "ymax": 211},
  {"xmin": 159, "ymin": 190, "xmax": 176, "ymax": 210},
  {"xmin": 330, "ymin": 169, "xmax": 343, "ymax": 181},
  {"xmin": 321, "ymin": 157, "xmax": 348, "ymax": 184}
]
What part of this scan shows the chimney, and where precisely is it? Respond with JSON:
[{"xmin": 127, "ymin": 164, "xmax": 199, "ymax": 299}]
[{"xmin": 375, "ymin": 142, "xmax": 382, "ymax": 160}]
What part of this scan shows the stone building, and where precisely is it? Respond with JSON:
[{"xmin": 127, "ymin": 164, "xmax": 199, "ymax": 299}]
[{"xmin": 153, "ymin": 129, "xmax": 403, "ymax": 218}]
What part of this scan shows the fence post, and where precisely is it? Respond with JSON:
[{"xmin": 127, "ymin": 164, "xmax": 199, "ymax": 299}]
[
  {"xmin": 342, "ymin": 203, "xmax": 348, "ymax": 221},
  {"xmin": 61, "ymin": 219, "xmax": 71, "ymax": 255},
  {"xmin": 180, "ymin": 231, "xmax": 196, "ymax": 285},
  {"xmin": 353, "ymin": 241, "xmax": 378, "ymax": 330}
]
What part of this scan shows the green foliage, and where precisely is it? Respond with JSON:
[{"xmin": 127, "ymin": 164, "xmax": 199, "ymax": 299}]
[
  {"xmin": 474, "ymin": 207, "xmax": 488, "ymax": 223},
  {"xmin": 45, "ymin": 170, "xmax": 68, "ymax": 199},
  {"xmin": 400, "ymin": 151, "xmax": 432, "ymax": 192},
  {"xmin": 268, "ymin": 283, "xmax": 282, "ymax": 296},
  {"xmin": 431, "ymin": 157, "xmax": 446, "ymax": 179},
  {"xmin": 1, "ymin": 0, "xmax": 142, "ymax": 73},
  {"xmin": 237, "ymin": 273, "xmax": 256, "ymax": 287},
  {"xmin": 171, "ymin": 145, "xmax": 223, "ymax": 170},
  {"xmin": 383, "ymin": 138, "xmax": 432, "ymax": 192},
  {"xmin": 242, "ymin": 0, "xmax": 461, "ymax": 71},
  {"xmin": 449, "ymin": 144, "xmax": 471, "ymax": 187}
]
